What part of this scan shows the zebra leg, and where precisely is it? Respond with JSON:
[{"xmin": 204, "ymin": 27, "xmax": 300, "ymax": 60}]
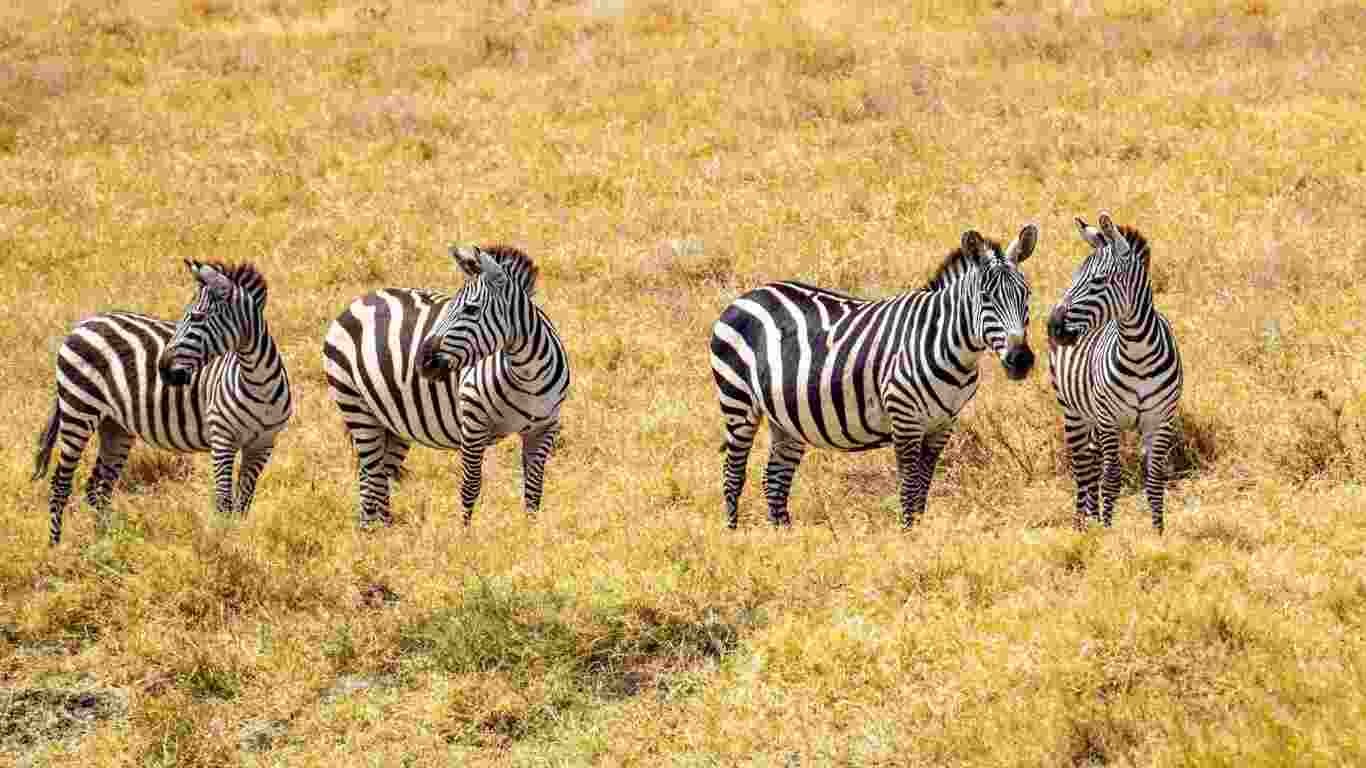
[
  {"xmin": 721, "ymin": 415, "xmax": 759, "ymax": 530},
  {"xmin": 1063, "ymin": 413, "xmax": 1098, "ymax": 530},
  {"xmin": 909, "ymin": 428, "xmax": 952, "ymax": 521},
  {"xmin": 761, "ymin": 428, "xmax": 805, "ymax": 527},
  {"xmin": 234, "ymin": 445, "xmax": 274, "ymax": 515},
  {"xmin": 520, "ymin": 424, "xmax": 559, "ymax": 517},
  {"xmin": 459, "ymin": 437, "xmax": 490, "ymax": 526},
  {"xmin": 209, "ymin": 439, "xmax": 237, "ymax": 515},
  {"xmin": 383, "ymin": 433, "xmax": 411, "ymax": 483},
  {"xmin": 85, "ymin": 420, "xmax": 134, "ymax": 533},
  {"xmin": 892, "ymin": 429, "xmax": 926, "ymax": 528},
  {"xmin": 344, "ymin": 419, "xmax": 391, "ymax": 527},
  {"xmin": 1142, "ymin": 423, "xmax": 1177, "ymax": 535},
  {"xmin": 48, "ymin": 415, "xmax": 97, "ymax": 546},
  {"xmin": 1096, "ymin": 427, "xmax": 1122, "ymax": 527}
]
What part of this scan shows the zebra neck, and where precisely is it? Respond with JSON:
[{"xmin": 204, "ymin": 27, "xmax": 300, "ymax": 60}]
[
  {"xmin": 499, "ymin": 311, "xmax": 563, "ymax": 393},
  {"xmin": 233, "ymin": 318, "xmax": 285, "ymax": 390},
  {"xmin": 947, "ymin": 274, "xmax": 989, "ymax": 364},
  {"xmin": 1114, "ymin": 285, "xmax": 1163, "ymax": 361}
]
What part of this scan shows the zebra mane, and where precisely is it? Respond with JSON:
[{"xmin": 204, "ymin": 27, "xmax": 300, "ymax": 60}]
[
  {"xmin": 1116, "ymin": 225, "xmax": 1150, "ymax": 262},
  {"xmin": 480, "ymin": 245, "xmax": 540, "ymax": 297},
  {"xmin": 196, "ymin": 261, "xmax": 269, "ymax": 306},
  {"xmin": 922, "ymin": 238, "xmax": 1002, "ymax": 291}
]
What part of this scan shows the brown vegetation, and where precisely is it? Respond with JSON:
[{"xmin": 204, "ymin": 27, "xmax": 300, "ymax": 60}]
[{"xmin": 2, "ymin": 0, "xmax": 1365, "ymax": 764}]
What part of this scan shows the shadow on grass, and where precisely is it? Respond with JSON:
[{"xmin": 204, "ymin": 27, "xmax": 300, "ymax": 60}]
[{"xmin": 396, "ymin": 578, "xmax": 741, "ymax": 748}]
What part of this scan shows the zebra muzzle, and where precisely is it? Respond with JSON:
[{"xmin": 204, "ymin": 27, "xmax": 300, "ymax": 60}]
[
  {"xmin": 1047, "ymin": 307, "xmax": 1081, "ymax": 347},
  {"xmin": 1003, "ymin": 345, "xmax": 1034, "ymax": 380},
  {"xmin": 157, "ymin": 352, "xmax": 192, "ymax": 386},
  {"xmin": 417, "ymin": 341, "xmax": 454, "ymax": 381}
]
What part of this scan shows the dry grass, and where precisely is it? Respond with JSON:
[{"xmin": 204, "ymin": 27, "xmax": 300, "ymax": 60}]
[{"xmin": 2, "ymin": 0, "xmax": 1366, "ymax": 764}]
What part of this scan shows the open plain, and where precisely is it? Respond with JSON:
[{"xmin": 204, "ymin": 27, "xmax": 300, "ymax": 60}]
[{"xmin": 2, "ymin": 0, "xmax": 1365, "ymax": 765}]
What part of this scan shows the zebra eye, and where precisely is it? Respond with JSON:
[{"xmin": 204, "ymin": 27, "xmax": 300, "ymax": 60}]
[{"xmin": 461, "ymin": 304, "xmax": 481, "ymax": 317}]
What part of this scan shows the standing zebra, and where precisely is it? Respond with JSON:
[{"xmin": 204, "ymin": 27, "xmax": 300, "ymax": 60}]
[
  {"xmin": 33, "ymin": 261, "xmax": 293, "ymax": 545},
  {"xmin": 1047, "ymin": 212, "xmax": 1183, "ymax": 533},
  {"xmin": 322, "ymin": 244, "xmax": 569, "ymax": 527},
  {"xmin": 710, "ymin": 225, "xmax": 1039, "ymax": 529}
]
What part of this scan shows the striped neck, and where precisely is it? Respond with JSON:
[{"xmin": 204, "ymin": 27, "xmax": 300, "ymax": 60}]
[
  {"xmin": 946, "ymin": 267, "xmax": 989, "ymax": 364},
  {"xmin": 500, "ymin": 308, "xmax": 565, "ymax": 395},
  {"xmin": 233, "ymin": 314, "xmax": 287, "ymax": 396}
]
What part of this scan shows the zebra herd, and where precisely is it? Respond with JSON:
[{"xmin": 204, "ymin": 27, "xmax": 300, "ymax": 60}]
[{"xmin": 32, "ymin": 211, "xmax": 1183, "ymax": 545}]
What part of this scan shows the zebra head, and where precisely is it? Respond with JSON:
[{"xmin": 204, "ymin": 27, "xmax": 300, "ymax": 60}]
[
  {"xmin": 157, "ymin": 261, "xmax": 256, "ymax": 386},
  {"xmin": 417, "ymin": 244, "xmax": 523, "ymax": 381},
  {"xmin": 968, "ymin": 224, "xmax": 1038, "ymax": 380},
  {"xmin": 1048, "ymin": 212, "xmax": 1144, "ymax": 347}
]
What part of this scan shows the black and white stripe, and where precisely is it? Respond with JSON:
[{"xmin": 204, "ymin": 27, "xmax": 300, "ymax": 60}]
[
  {"xmin": 1047, "ymin": 212, "xmax": 1183, "ymax": 533},
  {"xmin": 322, "ymin": 244, "xmax": 569, "ymax": 526},
  {"xmin": 710, "ymin": 225, "xmax": 1039, "ymax": 528},
  {"xmin": 33, "ymin": 261, "xmax": 293, "ymax": 545}
]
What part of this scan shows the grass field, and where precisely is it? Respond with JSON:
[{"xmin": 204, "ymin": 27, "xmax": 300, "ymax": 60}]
[{"xmin": 3, "ymin": 0, "xmax": 1366, "ymax": 765}]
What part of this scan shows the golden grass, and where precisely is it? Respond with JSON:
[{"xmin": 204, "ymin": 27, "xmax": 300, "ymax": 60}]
[{"xmin": 3, "ymin": 0, "xmax": 1366, "ymax": 764}]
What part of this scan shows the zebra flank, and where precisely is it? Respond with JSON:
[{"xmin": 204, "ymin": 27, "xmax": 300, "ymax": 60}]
[
  {"xmin": 711, "ymin": 225, "xmax": 1039, "ymax": 529},
  {"xmin": 1048, "ymin": 213, "xmax": 1183, "ymax": 533},
  {"xmin": 34, "ymin": 261, "xmax": 293, "ymax": 545},
  {"xmin": 323, "ymin": 243, "xmax": 570, "ymax": 527}
]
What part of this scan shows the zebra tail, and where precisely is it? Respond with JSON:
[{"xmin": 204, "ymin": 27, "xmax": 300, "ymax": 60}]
[{"xmin": 32, "ymin": 403, "xmax": 60, "ymax": 481}]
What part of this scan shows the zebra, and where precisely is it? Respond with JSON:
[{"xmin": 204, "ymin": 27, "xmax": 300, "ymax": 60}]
[
  {"xmin": 1047, "ymin": 212, "xmax": 1183, "ymax": 533},
  {"xmin": 32, "ymin": 261, "xmax": 293, "ymax": 545},
  {"xmin": 710, "ymin": 224, "xmax": 1039, "ymax": 529},
  {"xmin": 322, "ymin": 244, "xmax": 569, "ymax": 527}
]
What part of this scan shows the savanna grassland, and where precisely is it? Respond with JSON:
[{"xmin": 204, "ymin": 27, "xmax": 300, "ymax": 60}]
[{"xmin": 3, "ymin": 0, "xmax": 1366, "ymax": 765}]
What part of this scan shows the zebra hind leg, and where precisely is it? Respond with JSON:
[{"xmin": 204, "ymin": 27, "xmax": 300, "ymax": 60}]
[
  {"xmin": 720, "ymin": 414, "xmax": 759, "ymax": 530},
  {"xmin": 379, "ymin": 434, "xmax": 411, "ymax": 525},
  {"xmin": 344, "ymin": 419, "xmax": 391, "ymax": 528},
  {"xmin": 85, "ymin": 420, "xmax": 134, "ymax": 534},
  {"xmin": 1142, "ymin": 423, "xmax": 1177, "ymax": 535},
  {"xmin": 761, "ymin": 428, "xmax": 805, "ymax": 527},
  {"xmin": 48, "ymin": 414, "xmax": 98, "ymax": 546},
  {"xmin": 1096, "ymin": 427, "xmax": 1122, "ymax": 528}
]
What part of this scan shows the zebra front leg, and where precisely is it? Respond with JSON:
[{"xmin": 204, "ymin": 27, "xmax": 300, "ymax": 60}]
[
  {"xmin": 85, "ymin": 420, "xmax": 134, "ymax": 534},
  {"xmin": 459, "ymin": 438, "xmax": 489, "ymax": 526},
  {"xmin": 1096, "ymin": 427, "xmax": 1121, "ymax": 527},
  {"xmin": 209, "ymin": 440, "xmax": 237, "ymax": 515},
  {"xmin": 761, "ymin": 429, "xmax": 805, "ymax": 527},
  {"xmin": 1063, "ymin": 414, "xmax": 1098, "ymax": 530},
  {"xmin": 892, "ymin": 429, "xmax": 926, "ymax": 528},
  {"xmin": 1142, "ymin": 423, "xmax": 1177, "ymax": 535},
  {"xmin": 909, "ymin": 429, "xmax": 952, "ymax": 521},
  {"xmin": 234, "ymin": 444, "xmax": 274, "ymax": 515},
  {"xmin": 520, "ymin": 424, "xmax": 559, "ymax": 517}
]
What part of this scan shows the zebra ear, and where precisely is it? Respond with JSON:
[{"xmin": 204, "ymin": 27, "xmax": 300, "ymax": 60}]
[
  {"xmin": 1097, "ymin": 212, "xmax": 1130, "ymax": 255},
  {"xmin": 187, "ymin": 261, "xmax": 233, "ymax": 296},
  {"xmin": 450, "ymin": 244, "xmax": 483, "ymax": 277},
  {"xmin": 477, "ymin": 250, "xmax": 508, "ymax": 289},
  {"xmin": 1005, "ymin": 223, "xmax": 1039, "ymax": 265},
  {"xmin": 1075, "ymin": 217, "xmax": 1106, "ymax": 249},
  {"xmin": 961, "ymin": 230, "xmax": 988, "ymax": 264}
]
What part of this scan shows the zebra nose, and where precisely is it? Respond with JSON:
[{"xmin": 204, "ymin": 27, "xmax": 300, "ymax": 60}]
[
  {"xmin": 417, "ymin": 339, "xmax": 450, "ymax": 379},
  {"xmin": 1047, "ymin": 306, "xmax": 1069, "ymax": 341},
  {"xmin": 1004, "ymin": 345, "xmax": 1034, "ymax": 380}
]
